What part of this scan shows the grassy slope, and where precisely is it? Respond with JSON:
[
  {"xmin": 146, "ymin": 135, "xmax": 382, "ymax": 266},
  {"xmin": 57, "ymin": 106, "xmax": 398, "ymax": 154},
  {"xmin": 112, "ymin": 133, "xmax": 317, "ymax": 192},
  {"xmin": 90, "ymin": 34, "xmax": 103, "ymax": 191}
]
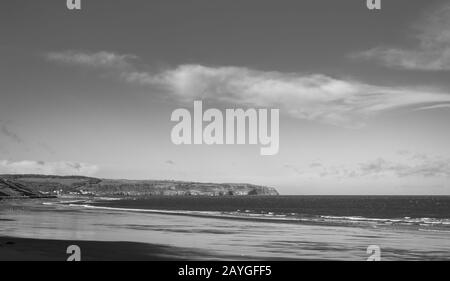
[{"xmin": 0, "ymin": 174, "xmax": 279, "ymax": 196}]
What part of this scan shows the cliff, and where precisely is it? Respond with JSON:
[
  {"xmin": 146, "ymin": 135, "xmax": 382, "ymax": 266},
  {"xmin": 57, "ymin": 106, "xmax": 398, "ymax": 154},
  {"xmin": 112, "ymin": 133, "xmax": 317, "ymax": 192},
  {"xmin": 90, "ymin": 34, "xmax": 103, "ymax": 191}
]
[{"xmin": 0, "ymin": 174, "xmax": 279, "ymax": 197}]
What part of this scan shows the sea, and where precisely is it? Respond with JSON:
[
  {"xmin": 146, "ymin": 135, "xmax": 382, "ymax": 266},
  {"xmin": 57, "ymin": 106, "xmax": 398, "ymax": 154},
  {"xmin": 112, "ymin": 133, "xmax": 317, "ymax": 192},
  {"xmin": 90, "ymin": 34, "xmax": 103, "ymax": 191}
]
[{"xmin": 1, "ymin": 195, "xmax": 449, "ymax": 260}]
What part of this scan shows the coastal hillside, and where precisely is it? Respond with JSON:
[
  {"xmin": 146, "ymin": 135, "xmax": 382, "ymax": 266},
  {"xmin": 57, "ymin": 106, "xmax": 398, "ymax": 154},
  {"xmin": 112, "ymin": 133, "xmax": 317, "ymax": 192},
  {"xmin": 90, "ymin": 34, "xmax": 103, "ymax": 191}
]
[
  {"xmin": 0, "ymin": 177, "xmax": 52, "ymax": 199},
  {"xmin": 0, "ymin": 174, "xmax": 279, "ymax": 197}
]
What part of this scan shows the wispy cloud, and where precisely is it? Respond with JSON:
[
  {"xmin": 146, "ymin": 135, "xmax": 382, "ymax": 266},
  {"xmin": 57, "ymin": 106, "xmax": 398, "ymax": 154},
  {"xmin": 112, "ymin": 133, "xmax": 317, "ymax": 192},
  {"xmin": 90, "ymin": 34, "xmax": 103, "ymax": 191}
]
[
  {"xmin": 353, "ymin": 3, "xmax": 450, "ymax": 71},
  {"xmin": 46, "ymin": 51, "xmax": 450, "ymax": 127},
  {"xmin": 0, "ymin": 121, "xmax": 58, "ymax": 155},
  {"xmin": 0, "ymin": 160, "xmax": 99, "ymax": 176},
  {"xmin": 358, "ymin": 157, "xmax": 450, "ymax": 178},
  {"xmin": 304, "ymin": 153, "xmax": 450, "ymax": 179},
  {"xmin": 45, "ymin": 50, "xmax": 137, "ymax": 70},
  {"xmin": 413, "ymin": 103, "xmax": 450, "ymax": 111},
  {"xmin": 1, "ymin": 124, "xmax": 23, "ymax": 144},
  {"xmin": 165, "ymin": 160, "xmax": 176, "ymax": 165}
]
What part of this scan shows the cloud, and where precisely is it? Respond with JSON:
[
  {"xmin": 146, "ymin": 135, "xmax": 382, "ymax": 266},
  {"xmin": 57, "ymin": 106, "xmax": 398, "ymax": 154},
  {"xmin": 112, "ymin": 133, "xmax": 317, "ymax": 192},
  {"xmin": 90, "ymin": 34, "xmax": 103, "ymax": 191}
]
[
  {"xmin": 358, "ymin": 157, "xmax": 450, "ymax": 178},
  {"xmin": 303, "ymin": 153, "xmax": 450, "ymax": 179},
  {"xmin": 46, "ymin": 51, "xmax": 450, "ymax": 127},
  {"xmin": 165, "ymin": 160, "xmax": 176, "ymax": 165},
  {"xmin": 45, "ymin": 50, "xmax": 137, "ymax": 70},
  {"xmin": 136, "ymin": 64, "xmax": 450, "ymax": 127},
  {"xmin": 1, "ymin": 124, "xmax": 23, "ymax": 144},
  {"xmin": 353, "ymin": 3, "xmax": 450, "ymax": 71},
  {"xmin": 413, "ymin": 103, "xmax": 450, "ymax": 111},
  {"xmin": 0, "ymin": 160, "xmax": 99, "ymax": 176}
]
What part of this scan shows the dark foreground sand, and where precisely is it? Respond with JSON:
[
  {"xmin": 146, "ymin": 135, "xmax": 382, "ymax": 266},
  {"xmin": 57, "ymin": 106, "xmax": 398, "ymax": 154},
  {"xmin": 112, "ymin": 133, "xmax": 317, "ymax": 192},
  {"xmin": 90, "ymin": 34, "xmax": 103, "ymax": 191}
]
[{"xmin": 0, "ymin": 236, "xmax": 196, "ymax": 261}]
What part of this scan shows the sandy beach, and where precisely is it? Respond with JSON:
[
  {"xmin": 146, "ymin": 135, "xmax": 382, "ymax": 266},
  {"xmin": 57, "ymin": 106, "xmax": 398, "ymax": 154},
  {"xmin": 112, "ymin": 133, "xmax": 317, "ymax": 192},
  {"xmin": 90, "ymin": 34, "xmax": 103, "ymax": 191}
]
[{"xmin": 1, "ymin": 197, "xmax": 449, "ymax": 261}]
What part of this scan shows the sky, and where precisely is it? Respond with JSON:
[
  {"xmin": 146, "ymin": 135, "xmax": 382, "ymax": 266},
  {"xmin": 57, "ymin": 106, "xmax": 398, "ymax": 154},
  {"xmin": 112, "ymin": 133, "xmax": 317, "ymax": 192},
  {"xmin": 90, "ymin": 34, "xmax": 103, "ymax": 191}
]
[{"xmin": 1, "ymin": 0, "xmax": 450, "ymax": 195}]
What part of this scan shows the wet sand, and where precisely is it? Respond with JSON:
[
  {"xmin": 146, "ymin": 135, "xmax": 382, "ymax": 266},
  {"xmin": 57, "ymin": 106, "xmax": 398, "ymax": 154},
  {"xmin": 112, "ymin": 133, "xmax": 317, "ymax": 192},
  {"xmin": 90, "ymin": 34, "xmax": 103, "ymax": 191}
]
[{"xmin": 0, "ymin": 236, "xmax": 187, "ymax": 261}]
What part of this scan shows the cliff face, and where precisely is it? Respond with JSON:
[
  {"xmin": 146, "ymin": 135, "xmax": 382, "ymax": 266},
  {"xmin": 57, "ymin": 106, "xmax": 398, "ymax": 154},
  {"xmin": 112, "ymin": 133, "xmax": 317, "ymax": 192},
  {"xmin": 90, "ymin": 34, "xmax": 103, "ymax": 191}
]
[{"xmin": 0, "ymin": 175, "xmax": 279, "ymax": 197}]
